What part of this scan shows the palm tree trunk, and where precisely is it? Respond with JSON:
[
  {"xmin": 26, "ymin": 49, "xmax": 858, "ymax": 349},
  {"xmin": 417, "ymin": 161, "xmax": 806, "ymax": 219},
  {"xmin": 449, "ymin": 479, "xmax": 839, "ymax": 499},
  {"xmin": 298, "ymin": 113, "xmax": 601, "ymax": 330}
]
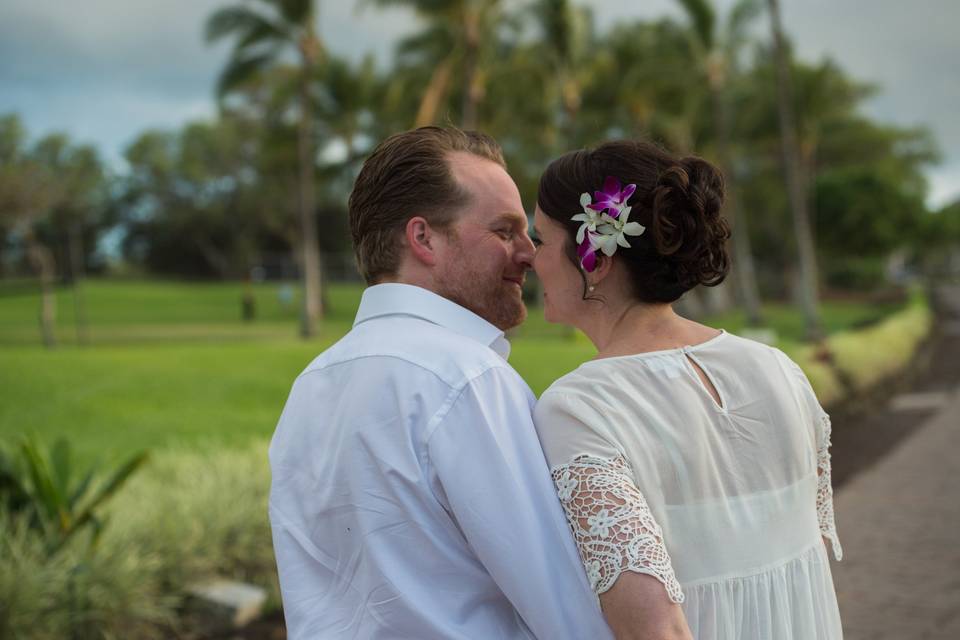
[
  {"xmin": 415, "ymin": 58, "xmax": 454, "ymax": 127},
  {"xmin": 297, "ymin": 72, "xmax": 323, "ymax": 338},
  {"xmin": 767, "ymin": 0, "xmax": 821, "ymax": 340},
  {"xmin": 460, "ymin": 9, "xmax": 481, "ymax": 129},
  {"xmin": 711, "ymin": 85, "xmax": 763, "ymax": 324}
]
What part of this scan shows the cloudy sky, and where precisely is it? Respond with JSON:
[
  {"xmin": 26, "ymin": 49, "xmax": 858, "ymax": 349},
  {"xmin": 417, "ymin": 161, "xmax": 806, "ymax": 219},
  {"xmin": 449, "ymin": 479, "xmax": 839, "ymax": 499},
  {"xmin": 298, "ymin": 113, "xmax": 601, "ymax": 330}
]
[{"xmin": 2, "ymin": 0, "xmax": 957, "ymax": 207}]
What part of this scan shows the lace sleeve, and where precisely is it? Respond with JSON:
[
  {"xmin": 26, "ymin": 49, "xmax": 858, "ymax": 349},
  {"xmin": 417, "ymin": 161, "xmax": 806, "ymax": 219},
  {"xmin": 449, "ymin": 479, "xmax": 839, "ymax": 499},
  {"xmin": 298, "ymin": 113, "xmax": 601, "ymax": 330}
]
[
  {"xmin": 551, "ymin": 455, "xmax": 684, "ymax": 603},
  {"xmin": 816, "ymin": 412, "xmax": 843, "ymax": 561}
]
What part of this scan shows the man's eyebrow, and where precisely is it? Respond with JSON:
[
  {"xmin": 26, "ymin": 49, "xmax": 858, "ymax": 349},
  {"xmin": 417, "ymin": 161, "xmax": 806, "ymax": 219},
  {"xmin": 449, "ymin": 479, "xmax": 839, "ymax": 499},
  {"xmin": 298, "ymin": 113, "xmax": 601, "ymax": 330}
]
[{"xmin": 490, "ymin": 212, "xmax": 527, "ymax": 227}]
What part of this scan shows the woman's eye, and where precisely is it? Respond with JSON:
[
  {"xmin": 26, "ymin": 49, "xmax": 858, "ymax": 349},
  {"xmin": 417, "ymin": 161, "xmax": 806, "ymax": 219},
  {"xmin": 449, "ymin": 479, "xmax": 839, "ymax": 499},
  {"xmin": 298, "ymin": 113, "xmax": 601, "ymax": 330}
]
[{"xmin": 531, "ymin": 237, "xmax": 542, "ymax": 247}]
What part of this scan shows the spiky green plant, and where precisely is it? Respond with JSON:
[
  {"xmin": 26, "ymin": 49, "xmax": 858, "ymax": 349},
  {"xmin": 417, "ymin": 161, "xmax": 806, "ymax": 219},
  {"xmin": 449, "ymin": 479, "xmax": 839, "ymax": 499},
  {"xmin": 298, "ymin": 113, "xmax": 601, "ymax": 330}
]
[{"xmin": 0, "ymin": 436, "xmax": 148, "ymax": 556}]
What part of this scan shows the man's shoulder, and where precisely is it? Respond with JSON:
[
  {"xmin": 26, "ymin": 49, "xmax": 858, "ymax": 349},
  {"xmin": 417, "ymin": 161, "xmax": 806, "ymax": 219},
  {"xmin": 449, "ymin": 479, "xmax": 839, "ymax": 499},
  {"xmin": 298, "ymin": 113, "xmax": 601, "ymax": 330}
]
[{"xmin": 303, "ymin": 315, "xmax": 511, "ymax": 390}]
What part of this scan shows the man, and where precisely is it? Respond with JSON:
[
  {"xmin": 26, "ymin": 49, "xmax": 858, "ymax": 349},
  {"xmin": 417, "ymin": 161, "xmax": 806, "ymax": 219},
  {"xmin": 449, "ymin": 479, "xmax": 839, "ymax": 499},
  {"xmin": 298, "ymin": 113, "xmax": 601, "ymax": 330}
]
[{"xmin": 269, "ymin": 127, "xmax": 613, "ymax": 639}]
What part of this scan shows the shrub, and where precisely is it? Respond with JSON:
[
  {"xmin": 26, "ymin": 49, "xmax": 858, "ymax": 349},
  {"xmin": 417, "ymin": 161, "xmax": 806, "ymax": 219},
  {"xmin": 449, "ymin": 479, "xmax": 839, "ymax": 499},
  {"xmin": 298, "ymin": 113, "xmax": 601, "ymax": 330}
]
[
  {"xmin": 0, "ymin": 440, "xmax": 277, "ymax": 638},
  {"xmin": 827, "ymin": 297, "xmax": 932, "ymax": 392},
  {"xmin": 102, "ymin": 440, "xmax": 278, "ymax": 604},
  {"xmin": 0, "ymin": 509, "xmax": 175, "ymax": 640}
]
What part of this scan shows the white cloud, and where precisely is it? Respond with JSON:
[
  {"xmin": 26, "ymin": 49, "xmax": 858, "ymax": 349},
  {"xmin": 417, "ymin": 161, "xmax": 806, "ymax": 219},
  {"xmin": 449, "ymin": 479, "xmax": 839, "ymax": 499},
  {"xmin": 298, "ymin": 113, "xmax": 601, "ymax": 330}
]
[{"xmin": 928, "ymin": 163, "xmax": 960, "ymax": 209}]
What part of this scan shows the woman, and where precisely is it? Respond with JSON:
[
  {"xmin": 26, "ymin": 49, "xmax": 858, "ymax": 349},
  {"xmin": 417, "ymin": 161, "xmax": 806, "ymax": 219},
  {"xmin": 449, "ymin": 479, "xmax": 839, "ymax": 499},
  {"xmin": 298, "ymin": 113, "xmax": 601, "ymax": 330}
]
[{"xmin": 531, "ymin": 140, "xmax": 843, "ymax": 639}]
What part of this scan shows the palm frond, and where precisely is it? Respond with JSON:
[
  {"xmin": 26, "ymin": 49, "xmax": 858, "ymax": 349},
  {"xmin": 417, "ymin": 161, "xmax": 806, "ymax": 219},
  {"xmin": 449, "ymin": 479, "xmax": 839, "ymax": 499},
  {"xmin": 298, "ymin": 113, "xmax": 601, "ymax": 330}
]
[
  {"xmin": 363, "ymin": 0, "xmax": 458, "ymax": 16},
  {"xmin": 397, "ymin": 24, "xmax": 455, "ymax": 59},
  {"xmin": 727, "ymin": 0, "xmax": 761, "ymax": 42},
  {"xmin": 675, "ymin": 0, "xmax": 716, "ymax": 50},
  {"xmin": 205, "ymin": 6, "xmax": 288, "ymax": 44},
  {"xmin": 273, "ymin": 0, "xmax": 312, "ymax": 25},
  {"xmin": 536, "ymin": 0, "xmax": 574, "ymax": 63},
  {"xmin": 216, "ymin": 51, "xmax": 280, "ymax": 96}
]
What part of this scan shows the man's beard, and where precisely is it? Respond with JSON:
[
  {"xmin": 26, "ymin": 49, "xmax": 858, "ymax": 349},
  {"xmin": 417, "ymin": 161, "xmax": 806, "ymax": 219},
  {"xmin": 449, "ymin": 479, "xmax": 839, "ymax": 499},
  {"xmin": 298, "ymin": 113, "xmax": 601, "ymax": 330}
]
[{"xmin": 436, "ymin": 260, "xmax": 527, "ymax": 331}]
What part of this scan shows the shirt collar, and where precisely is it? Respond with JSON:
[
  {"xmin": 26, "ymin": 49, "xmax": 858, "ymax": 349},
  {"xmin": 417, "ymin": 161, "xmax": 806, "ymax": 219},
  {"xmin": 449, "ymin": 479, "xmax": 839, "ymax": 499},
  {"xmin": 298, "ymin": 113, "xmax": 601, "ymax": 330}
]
[{"xmin": 353, "ymin": 283, "xmax": 512, "ymax": 359}]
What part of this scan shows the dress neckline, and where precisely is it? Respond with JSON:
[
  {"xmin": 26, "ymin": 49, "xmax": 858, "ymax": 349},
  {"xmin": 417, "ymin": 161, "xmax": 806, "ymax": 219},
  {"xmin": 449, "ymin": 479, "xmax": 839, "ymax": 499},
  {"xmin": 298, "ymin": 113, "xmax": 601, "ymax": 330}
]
[{"xmin": 579, "ymin": 329, "xmax": 728, "ymax": 366}]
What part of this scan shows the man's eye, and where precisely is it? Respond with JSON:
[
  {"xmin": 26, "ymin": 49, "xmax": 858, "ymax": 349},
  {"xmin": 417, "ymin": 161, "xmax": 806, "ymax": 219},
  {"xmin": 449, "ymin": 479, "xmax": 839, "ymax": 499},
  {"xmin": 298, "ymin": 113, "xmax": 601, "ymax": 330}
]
[{"xmin": 497, "ymin": 229, "xmax": 514, "ymax": 240}]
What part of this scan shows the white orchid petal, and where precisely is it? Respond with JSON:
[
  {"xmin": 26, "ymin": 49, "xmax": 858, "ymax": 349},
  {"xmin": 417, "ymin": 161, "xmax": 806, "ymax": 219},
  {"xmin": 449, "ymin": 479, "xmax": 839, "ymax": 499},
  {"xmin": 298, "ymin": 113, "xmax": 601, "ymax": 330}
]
[
  {"xmin": 622, "ymin": 222, "xmax": 645, "ymax": 236},
  {"xmin": 598, "ymin": 234, "xmax": 619, "ymax": 256},
  {"xmin": 596, "ymin": 224, "xmax": 615, "ymax": 234},
  {"xmin": 617, "ymin": 233, "xmax": 631, "ymax": 248},
  {"xmin": 571, "ymin": 213, "xmax": 589, "ymax": 223},
  {"xmin": 576, "ymin": 224, "xmax": 586, "ymax": 244}
]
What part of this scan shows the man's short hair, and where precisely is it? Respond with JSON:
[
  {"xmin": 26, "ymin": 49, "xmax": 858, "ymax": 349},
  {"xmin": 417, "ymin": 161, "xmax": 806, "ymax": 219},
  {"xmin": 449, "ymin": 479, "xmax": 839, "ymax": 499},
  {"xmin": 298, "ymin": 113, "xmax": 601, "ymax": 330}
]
[{"xmin": 348, "ymin": 126, "xmax": 506, "ymax": 284}]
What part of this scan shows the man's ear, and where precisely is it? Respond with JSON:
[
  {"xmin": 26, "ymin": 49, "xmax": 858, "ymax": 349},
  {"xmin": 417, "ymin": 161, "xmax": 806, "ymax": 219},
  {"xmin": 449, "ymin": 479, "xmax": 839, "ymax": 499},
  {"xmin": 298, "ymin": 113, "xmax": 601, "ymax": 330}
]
[{"xmin": 405, "ymin": 216, "xmax": 439, "ymax": 267}]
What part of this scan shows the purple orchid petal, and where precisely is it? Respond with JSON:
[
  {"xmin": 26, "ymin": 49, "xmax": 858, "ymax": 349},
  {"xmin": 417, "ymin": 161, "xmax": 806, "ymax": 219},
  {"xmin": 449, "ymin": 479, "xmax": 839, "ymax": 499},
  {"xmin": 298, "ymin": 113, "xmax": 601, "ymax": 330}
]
[
  {"xmin": 621, "ymin": 183, "xmax": 637, "ymax": 201},
  {"xmin": 578, "ymin": 234, "xmax": 599, "ymax": 272},
  {"xmin": 587, "ymin": 201, "xmax": 609, "ymax": 212},
  {"xmin": 602, "ymin": 176, "xmax": 621, "ymax": 196},
  {"xmin": 577, "ymin": 235, "xmax": 592, "ymax": 257},
  {"xmin": 581, "ymin": 248, "xmax": 598, "ymax": 272},
  {"xmin": 592, "ymin": 191, "xmax": 616, "ymax": 208}
]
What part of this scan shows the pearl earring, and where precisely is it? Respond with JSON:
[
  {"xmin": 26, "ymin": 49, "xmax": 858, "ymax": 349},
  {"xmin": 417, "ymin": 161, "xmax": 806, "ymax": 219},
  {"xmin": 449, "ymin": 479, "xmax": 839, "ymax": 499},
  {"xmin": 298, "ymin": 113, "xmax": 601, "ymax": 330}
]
[{"xmin": 588, "ymin": 285, "xmax": 596, "ymax": 292}]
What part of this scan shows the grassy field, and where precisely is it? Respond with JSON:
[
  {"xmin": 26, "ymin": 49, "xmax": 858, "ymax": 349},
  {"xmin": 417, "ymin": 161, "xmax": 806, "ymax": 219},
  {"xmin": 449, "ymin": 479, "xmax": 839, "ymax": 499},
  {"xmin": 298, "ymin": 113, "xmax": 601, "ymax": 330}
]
[{"xmin": 0, "ymin": 278, "xmax": 906, "ymax": 464}]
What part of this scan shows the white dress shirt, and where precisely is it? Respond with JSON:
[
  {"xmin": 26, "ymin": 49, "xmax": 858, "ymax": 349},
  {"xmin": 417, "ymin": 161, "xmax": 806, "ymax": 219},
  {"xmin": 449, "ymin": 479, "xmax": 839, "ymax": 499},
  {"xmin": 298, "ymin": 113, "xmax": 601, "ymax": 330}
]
[{"xmin": 269, "ymin": 283, "xmax": 612, "ymax": 639}]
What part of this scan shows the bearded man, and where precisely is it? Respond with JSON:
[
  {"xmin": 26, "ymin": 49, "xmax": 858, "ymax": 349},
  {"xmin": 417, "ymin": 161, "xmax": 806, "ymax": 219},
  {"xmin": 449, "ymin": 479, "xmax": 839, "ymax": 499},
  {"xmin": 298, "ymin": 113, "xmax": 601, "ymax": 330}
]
[{"xmin": 268, "ymin": 127, "xmax": 612, "ymax": 639}]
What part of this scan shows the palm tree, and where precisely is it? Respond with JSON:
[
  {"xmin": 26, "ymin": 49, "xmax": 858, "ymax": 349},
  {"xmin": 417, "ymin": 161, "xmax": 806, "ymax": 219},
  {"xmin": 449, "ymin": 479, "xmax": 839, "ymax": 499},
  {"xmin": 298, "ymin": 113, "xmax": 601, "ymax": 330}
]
[
  {"xmin": 765, "ymin": 0, "xmax": 821, "ymax": 339},
  {"xmin": 206, "ymin": 0, "xmax": 324, "ymax": 338},
  {"xmin": 533, "ymin": 0, "xmax": 587, "ymax": 147},
  {"xmin": 675, "ymin": 0, "xmax": 764, "ymax": 324},
  {"xmin": 368, "ymin": 0, "xmax": 502, "ymax": 129}
]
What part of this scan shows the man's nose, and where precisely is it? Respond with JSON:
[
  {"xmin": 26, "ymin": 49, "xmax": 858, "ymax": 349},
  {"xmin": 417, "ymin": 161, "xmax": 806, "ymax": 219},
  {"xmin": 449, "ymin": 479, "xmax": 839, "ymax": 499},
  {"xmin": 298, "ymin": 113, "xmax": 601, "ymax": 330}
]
[{"xmin": 515, "ymin": 232, "xmax": 535, "ymax": 268}]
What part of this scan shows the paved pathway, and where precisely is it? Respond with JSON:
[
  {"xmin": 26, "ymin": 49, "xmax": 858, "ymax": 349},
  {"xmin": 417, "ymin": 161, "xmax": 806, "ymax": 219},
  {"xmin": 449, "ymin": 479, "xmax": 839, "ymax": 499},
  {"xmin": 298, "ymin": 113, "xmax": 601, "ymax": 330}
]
[{"xmin": 832, "ymin": 286, "xmax": 960, "ymax": 639}]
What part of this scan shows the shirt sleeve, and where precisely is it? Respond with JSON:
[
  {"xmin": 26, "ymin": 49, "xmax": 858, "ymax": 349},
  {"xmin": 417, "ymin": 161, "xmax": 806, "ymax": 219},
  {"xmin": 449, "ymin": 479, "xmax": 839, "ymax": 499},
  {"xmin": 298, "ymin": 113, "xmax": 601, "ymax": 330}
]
[
  {"xmin": 534, "ymin": 392, "xmax": 684, "ymax": 603},
  {"xmin": 427, "ymin": 366, "xmax": 614, "ymax": 640}
]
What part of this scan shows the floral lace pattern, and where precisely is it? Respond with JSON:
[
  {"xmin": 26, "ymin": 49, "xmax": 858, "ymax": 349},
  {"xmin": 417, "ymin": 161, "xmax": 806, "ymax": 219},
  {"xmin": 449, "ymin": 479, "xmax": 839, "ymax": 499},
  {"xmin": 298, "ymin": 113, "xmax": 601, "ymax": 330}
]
[
  {"xmin": 817, "ymin": 413, "xmax": 843, "ymax": 561},
  {"xmin": 550, "ymin": 455, "xmax": 685, "ymax": 603}
]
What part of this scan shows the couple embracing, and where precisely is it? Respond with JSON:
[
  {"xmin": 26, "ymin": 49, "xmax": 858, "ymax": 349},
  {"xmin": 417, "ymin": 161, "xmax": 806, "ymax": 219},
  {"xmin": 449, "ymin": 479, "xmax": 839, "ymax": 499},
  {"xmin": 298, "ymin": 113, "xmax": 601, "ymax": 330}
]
[{"xmin": 268, "ymin": 127, "xmax": 844, "ymax": 639}]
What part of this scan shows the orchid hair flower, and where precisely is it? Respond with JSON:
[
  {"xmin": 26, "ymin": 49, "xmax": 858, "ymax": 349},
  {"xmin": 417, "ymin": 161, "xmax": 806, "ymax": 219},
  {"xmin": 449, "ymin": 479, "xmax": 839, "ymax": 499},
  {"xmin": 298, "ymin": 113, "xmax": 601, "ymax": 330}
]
[{"xmin": 571, "ymin": 176, "xmax": 645, "ymax": 272}]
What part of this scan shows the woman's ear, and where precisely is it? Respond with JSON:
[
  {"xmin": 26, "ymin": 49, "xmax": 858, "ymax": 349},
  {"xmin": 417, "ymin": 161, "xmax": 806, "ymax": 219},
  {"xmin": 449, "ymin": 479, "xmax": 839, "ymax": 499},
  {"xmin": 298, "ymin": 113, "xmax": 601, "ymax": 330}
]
[
  {"xmin": 405, "ymin": 216, "xmax": 438, "ymax": 267},
  {"xmin": 589, "ymin": 252, "xmax": 615, "ymax": 286}
]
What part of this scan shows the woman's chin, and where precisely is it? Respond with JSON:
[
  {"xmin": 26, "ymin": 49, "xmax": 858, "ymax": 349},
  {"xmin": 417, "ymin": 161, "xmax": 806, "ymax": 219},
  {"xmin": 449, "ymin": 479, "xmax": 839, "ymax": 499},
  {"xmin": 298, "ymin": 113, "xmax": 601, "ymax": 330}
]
[{"xmin": 542, "ymin": 300, "xmax": 562, "ymax": 325}]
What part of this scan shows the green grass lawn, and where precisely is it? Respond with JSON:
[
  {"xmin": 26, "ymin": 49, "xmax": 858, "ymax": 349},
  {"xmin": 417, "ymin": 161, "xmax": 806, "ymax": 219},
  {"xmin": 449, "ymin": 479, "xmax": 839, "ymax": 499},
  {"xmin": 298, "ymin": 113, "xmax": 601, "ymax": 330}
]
[{"xmin": 0, "ymin": 278, "xmax": 906, "ymax": 464}]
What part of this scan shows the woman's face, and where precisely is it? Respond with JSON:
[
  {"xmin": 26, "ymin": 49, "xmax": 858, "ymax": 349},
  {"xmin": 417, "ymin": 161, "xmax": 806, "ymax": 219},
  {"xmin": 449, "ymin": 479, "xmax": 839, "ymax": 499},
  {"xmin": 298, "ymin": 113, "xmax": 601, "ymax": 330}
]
[{"xmin": 532, "ymin": 206, "xmax": 589, "ymax": 325}]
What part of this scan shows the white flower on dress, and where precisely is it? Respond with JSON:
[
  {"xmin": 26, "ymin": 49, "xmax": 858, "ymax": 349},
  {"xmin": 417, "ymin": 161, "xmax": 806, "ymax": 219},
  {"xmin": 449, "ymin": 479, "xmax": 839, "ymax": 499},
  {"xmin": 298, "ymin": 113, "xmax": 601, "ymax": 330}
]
[
  {"xmin": 586, "ymin": 559, "xmax": 603, "ymax": 591},
  {"xmin": 587, "ymin": 509, "xmax": 616, "ymax": 538},
  {"xmin": 556, "ymin": 471, "xmax": 578, "ymax": 503}
]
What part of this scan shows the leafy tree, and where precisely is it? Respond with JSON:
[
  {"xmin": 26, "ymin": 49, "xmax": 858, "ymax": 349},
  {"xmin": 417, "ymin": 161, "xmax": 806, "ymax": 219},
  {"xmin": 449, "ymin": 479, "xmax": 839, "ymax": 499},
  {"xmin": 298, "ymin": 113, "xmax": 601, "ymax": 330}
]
[
  {"xmin": 0, "ymin": 116, "xmax": 108, "ymax": 346},
  {"xmin": 28, "ymin": 135, "xmax": 108, "ymax": 343},
  {"xmin": 119, "ymin": 119, "xmax": 269, "ymax": 278}
]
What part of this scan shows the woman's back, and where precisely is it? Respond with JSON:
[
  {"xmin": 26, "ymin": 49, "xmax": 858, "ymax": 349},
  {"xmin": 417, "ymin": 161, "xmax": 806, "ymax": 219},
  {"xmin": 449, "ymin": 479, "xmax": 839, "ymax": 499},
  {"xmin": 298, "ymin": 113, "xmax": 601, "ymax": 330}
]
[{"xmin": 534, "ymin": 331, "xmax": 843, "ymax": 639}]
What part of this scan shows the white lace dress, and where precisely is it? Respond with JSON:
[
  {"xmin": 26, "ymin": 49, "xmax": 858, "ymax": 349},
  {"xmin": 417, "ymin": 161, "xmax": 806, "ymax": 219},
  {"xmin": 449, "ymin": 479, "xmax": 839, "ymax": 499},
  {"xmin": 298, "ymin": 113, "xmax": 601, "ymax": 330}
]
[{"xmin": 534, "ymin": 331, "xmax": 843, "ymax": 639}]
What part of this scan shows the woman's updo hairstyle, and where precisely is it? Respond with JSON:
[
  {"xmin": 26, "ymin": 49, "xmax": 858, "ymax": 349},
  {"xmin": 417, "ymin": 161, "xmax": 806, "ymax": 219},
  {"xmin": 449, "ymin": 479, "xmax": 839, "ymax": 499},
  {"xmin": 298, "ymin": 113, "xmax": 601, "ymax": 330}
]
[{"xmin": 537, "ymin": 139, "xmax": 731, "ymax": 304}]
